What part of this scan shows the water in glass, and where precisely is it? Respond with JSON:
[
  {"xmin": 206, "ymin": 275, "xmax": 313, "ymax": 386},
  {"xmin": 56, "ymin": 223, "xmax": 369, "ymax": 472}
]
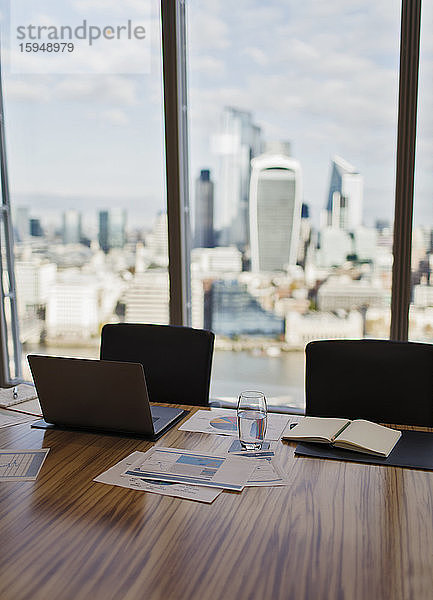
[{"xmin": 237, "ymin": 391, "xmax": 267, "ymax": 450}]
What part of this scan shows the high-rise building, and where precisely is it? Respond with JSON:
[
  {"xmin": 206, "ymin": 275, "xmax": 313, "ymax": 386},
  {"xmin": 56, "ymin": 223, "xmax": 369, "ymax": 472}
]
[
  {"xmin": 249, "ymin": 148, "xmax": 302, "ymax": 272},
  {"xmin": 98, "ymin": 209, "xmax": 127, "ymax": 253},
  {"xmin": 191, "ymin": 247, "xmax": 243, "ymax": 273},
  {"xmin": 15, "ymin": 258, "xmax": 57, "ymax": 315},
  {"xmin": 297, "ymin": 202, "xmax": 312, "ymax": 267},
  {"xmin": 13, "ymin": 206, "xmax": 30, "ymax": 242},
  {"xmin": 213, "ymin": 107, "xmax": 262, "ymax": 248},
  {"xmin": 122, "ymin": 270, "xmax": 170, "ymax": 325},
  {"xmin": 145, "ymin": 212, "xmax": 168, "ymax": 267},
  {"xmin": 30, "ymin": 218, "xmax": 43, "ymax": 237},
  {"xmin": 325, "ymin": 156, "xmax": 363, "ymax": 231},
  {"xmin": 62, "ymin": 210, "xmax": 82, "ymax": 244},
  {"xmin": 207, "ymin": 279, "xmax": 285, "ymax": 337},
  {"xmin": 194, "ymin": 169, "xmax": 214, "ymax": 248}
]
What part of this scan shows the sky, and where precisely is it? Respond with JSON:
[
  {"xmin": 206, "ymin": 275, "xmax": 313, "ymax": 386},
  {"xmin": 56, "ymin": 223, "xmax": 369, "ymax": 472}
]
[{"xmin": 0, "ymin": 0, "xmax": 431, "ymax": 232}]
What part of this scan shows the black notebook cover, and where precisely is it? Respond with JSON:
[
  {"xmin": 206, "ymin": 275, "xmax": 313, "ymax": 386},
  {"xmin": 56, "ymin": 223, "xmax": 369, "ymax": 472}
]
[{"xmin": 295, "ymin": 429, "xmax": 433, "ymax": 471}]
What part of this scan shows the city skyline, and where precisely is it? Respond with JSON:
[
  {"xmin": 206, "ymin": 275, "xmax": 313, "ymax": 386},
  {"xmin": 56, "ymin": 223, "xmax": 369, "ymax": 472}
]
[{"xmin": 0, "ymin": 1, "xmax": 431, "ymax": 230}]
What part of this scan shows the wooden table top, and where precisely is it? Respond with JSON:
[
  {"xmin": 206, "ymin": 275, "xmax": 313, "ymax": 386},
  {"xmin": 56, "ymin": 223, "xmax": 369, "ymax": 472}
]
[{"xmin": 0, "ymin": 406, "xmax": 432, "ymax": 600}]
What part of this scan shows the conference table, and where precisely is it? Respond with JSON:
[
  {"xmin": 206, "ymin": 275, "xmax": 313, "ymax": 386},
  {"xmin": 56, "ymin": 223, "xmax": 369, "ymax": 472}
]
[{"xmin": 0, "ymin": 405, "xmax": 432, "ymax": 600}]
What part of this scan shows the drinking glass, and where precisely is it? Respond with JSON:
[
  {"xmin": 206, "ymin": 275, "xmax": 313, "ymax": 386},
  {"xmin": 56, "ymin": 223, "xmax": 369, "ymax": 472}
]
[{"xmin": 237, "ymin": 391, "xmax": 267, "ymax": 450}]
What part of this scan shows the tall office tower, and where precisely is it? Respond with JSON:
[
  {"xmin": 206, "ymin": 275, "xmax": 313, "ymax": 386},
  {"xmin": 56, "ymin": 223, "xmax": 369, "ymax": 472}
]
[
  {"xmin": 208, "ymin": 279, "xmax": 285, "ymax": 337},
  {"xmin": 213, "ymin": 107, "xmax": 262, "ymax": 249},
  {"xmin": 30, "ymin": 218, "xmax": 43, "ymax": 237},
  {"xmin": 15, "ymin": 258, "xmax": 57, "ymax": 316},
  {"xmin": 62, "ymin": 210, "xmax": 82, "ymax": 244},
  {"xmin": 13, "ymin": 206, "xmax": 30, "ymax": 242},
  {"xmin": 122, "ymin": 270, "xmax": 169, "ymax": 325},
  {"xmin": 297, "ymin": 202, "xmax": 312, "ymax": 267},
  {"xmin": 325, "ymin": 156, "xmax": 363, "ymax": 231},
  {"xmin": 98, "ymin": 208, "xmax": 127, "ymax": 253},
  {"xmin": 145, "ymin": 212, "xmax": 168, "ymax": 266},
  {"xmin": 194, "ymin": 169, "xmax": 214, "ymax": 248},
  {"xmin": 249, "ymin": 148, "xmax": 302, "ymax": 272}
]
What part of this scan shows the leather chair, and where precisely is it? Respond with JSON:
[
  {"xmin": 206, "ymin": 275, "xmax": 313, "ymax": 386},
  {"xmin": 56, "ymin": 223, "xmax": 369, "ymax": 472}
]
[
  {"xmin": 305, "ymin": 339, "xmax": 433, "ymax": 426},
  {"xmin": 100, "ymin": 323, "xmax": 215, "ymax": 406}
]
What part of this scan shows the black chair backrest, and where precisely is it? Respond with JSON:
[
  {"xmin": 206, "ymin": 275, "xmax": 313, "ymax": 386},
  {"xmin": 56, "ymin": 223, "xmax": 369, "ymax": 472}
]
[
  {"xmin": 305, "ymin": 339, "xmax": 433, "ymax": 426},
  {"xmin": 100, "ymin": 323, "xmax": 214, "ymax": 406}
]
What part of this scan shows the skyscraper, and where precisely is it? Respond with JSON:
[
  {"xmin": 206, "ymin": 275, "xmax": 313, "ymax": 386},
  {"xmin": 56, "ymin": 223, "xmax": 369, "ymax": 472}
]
[
  {"xmin": 194, "ymin": 169, "xmax": 214, "ymax": 248},
  {"xmin": 325, "ymin": 156, "xmax": 363, "ymax": 231},
  {"xmin": 249, "ymin": 147, "xmax": 302, "ymax": 272},
  {"xmin": 30, "ymin": 218, "xmax": 43, "ymax": 237},
  {"xmin": 213, "ymin": 107, "xmax": 262, "ymax": 249},
  {"xmin": 98, "ymin": 209, "xmax": 127, "ymax": 253},
  {"xmin": 62, "ymin": 210, "xmax": 82, "ymax": 244},
  {"xmin": 13, "ymin": 206, "xmax": 30, "ymax": 242}
]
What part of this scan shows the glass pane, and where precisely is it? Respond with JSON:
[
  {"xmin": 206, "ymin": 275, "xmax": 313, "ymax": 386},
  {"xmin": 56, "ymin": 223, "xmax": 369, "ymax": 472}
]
[
  {"xmin": 2, "ymin": 1, "xmax": 169, "ymax": 381},
  {"xmin": 409, "ymin": 2, "xmax": 433, "ymax": 342},
  {"xmin": 187, "ymin": 1, "xmax": 399, "ymax": 409}
]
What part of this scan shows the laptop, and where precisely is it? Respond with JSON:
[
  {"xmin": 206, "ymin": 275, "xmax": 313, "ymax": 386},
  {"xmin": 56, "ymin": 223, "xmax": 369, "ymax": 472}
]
[{"xmin": 28, "ymin": 355, "xmax": 188, "ymax": 440}]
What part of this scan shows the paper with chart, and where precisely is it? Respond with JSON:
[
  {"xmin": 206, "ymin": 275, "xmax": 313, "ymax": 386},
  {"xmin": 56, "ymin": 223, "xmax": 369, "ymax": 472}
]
[
  {"xmin": 178, "ymin": 408, "xmax": 291, "ymax": 441},
  {"xmin": 236, "ymin": 454, "xmax": 289, "ymax": 487},
  {"xmin": 0, "ymin": 449, "xmax": 50, "ymax": 481},
  {"xmin": 94, "ymin": 451, "xmax": 222, "ymax": 503},
  {"xmin": 123, "ymin": 447, "xmax": 261, "ymax": 491}
]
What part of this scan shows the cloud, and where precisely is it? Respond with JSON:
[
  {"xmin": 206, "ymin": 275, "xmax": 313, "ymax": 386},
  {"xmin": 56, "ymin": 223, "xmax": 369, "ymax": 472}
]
[
  {"xmin": 72, "ymin": 0, "xmax": 150, "ymax": 17},
  {"xmin": 55, "ymin": 75, "xmax": 138, "ymax": 105},
  {"xmin": 4, "ymin": 78, "xmax": 51, "ymax": 102},
  {"xmin": 3, "ymin": 72, "xmax": 140, "ymax": 107},
  {"xmin": 100, "ymin": 108, "xmax": 129, "ymax": 126},
  {"xmin": 188, "ymin": 12, "xmax": 230, "ymax": 51},
  {"xmin": 190, "ymin": 55, "xmax": 225, "ymax": 77},
  {"xmin": 242, "ymin": 47, "xmax": 268, "ymax": 67}
]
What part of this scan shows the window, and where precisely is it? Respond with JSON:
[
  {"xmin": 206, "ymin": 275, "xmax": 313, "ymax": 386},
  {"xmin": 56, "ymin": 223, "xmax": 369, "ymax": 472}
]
[
  {"xmin": 186, "ymin": 1, "xmax": 400, "ymax": 408},
  {"xmin": 409, "ymin": 1, "xmax": 433, "ymax": 342},
  {"xmin": 0, "ymin": 1, "xmax": 427, "ymax": 411},
  {"xmin": 2, "ymin": 0, "xmax": 169, "ymax": 383}
]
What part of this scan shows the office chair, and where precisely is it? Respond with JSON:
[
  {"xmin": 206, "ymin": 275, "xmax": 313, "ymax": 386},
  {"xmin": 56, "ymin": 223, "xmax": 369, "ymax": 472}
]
[
  {"xmin": 305, "ymin": 339, "xmax": 433, "ymax": 426},
  {"xmin": 100, "ymin": 323, "xmax": 215, "ymax": 406}
]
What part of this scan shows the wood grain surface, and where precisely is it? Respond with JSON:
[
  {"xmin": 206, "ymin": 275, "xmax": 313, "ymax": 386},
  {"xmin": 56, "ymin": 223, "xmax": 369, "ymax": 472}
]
[{"xmin": 0, "ymin": 407, "xmax": 432, "ymax": 600}]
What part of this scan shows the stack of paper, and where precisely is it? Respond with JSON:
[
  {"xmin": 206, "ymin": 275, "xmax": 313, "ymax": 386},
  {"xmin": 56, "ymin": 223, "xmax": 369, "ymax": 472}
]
[
  {"xmin": 94, "ymin": 409, "xmax": 292, "ymax": 503},
  {"xmin": 94, "ymin": 446, "xmax": 289, "ymax": 503}
]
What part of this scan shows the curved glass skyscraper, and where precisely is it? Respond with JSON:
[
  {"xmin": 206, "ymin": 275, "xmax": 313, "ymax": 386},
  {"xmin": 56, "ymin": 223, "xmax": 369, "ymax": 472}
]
[{"xmin": 249, "ymin": 151, "xmax": 302, "ymax": 272}]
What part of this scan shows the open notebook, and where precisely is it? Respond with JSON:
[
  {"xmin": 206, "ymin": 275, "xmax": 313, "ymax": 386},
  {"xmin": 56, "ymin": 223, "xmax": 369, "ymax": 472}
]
[{"xmin": 282, "ymin": 417, "xmax": 401, "ymax": 458}]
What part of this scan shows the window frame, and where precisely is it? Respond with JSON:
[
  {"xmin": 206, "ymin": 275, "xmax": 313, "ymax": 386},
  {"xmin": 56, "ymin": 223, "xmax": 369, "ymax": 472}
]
[
  {"xmin": 164, "ymin": 0, "xmax": 423, "ymax": 342},
  {"xmin": 0, "ymin": 0, "xmax": 424, "ymax": 386}
]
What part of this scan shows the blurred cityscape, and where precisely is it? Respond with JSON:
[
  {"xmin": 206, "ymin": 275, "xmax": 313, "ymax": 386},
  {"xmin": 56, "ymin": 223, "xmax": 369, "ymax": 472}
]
[{"xmin": 12, "ymin": 106, "xmax": 433, "ymax": 399}]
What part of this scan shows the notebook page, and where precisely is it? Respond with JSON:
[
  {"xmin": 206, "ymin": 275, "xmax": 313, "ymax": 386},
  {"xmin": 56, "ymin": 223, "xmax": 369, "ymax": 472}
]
[
  {"xmin": 336, "ymin": 420, "xmax": 401, "ymax": 455},
  {"xmin": 282, "ymin": 417, "xmax": 350, "ymax": 442}
]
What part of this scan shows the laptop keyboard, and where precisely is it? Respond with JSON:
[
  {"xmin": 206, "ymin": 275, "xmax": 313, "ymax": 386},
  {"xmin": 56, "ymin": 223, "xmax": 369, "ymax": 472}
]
[{"xmin": 152, "ymin": 416, "xmax": 160, "ymax": 423}]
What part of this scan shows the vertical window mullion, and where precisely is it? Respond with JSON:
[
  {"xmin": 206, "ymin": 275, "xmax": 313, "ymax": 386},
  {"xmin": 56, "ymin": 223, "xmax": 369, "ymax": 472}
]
[
  {"xmin": 161, "ymin": 0, "xmax": 191, "ymax": 326},
  {"xmin": 390, "ymin": 0, "xmax": 422, "ymax": 341},
  {"xmin": 0, "ymin": 57, "xmax": 22, "ymax": 386}
]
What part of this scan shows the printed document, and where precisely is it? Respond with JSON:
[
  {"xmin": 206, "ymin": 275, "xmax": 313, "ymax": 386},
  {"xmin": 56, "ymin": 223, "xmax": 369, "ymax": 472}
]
[
  {"xmin": 123, "ymin": 447, "xmax": 261, "ymax": 491},
  {"xmin": 242, "ymin": 456, "xmax": 289, "ymax": 487},
  {"xmin": 179, "ymin": 408, "xmax": 290, "ymax": 441},
  {"xmin": 94, "ymin": 451, "xmax": 221, "ymax": 503},
  {"xmin": 0, "ymin": 448, "xmax": 49, "ymax": 481}
]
